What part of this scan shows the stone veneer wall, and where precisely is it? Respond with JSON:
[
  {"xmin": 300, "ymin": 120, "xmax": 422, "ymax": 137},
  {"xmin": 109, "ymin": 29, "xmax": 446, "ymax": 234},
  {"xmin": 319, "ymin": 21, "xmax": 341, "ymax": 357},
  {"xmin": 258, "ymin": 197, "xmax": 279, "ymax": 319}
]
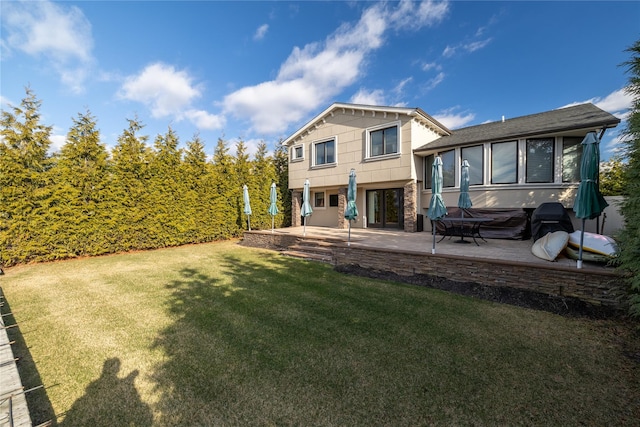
[
  {"xmin": 403, "ymin": 181, "xmax": 417, "ymax": 232},
  {"xmin": 242, "ymin": 231, "xmax": 624, "ymax": 309}
]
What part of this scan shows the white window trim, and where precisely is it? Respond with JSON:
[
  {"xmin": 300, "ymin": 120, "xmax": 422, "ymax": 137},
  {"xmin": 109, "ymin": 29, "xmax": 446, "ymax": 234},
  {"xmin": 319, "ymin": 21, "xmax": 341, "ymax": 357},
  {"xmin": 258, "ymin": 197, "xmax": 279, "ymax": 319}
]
[
  {"xmin": 311, "ymin": 136, "xmax": 338, "ymax": 169},
  {"xmin": 313, "ymin": 191, "xmax": 327, "ymax": 210},
  {"xmin": 291, "ymin": 143, "xmax": 305, "ymax": 162},
  {"xmin": 365, "ymin": 120, "xmax": 402, "ymax": 160}
]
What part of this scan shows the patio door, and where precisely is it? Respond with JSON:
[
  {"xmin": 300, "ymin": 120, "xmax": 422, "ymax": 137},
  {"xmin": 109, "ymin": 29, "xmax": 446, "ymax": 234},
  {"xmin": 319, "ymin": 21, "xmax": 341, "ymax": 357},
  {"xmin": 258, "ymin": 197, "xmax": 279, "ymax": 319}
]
[{"xmin": 366, "ymin": 189, "xmax": 404, "ymax": 229}]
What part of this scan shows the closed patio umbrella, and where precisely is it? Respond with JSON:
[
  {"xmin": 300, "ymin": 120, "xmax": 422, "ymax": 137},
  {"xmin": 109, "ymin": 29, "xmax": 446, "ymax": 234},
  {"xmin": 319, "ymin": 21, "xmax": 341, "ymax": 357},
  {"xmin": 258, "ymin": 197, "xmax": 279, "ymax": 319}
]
[
  {"xmin": 345, "ymin": 169, "xmax": 359, "ymax": 246},
  {"xmin": 243, "ymin": 184, "xmax": 252, "ymax": 231},
  {"xmin": 573, "ymin": 131, "xmax": 609, "ymax": 269},
  {"xmin": 268, "ymin": 182, "xmax": 279, "ymax": 233},
  {"xmin": 427, "ymin": 156, "xmax": 448, "ymax": 254},
  {"xmin": 301, "ymin": 179, "xmax": 313, "ymax": 236},
  {"xmin": 457, "ymin": 159, "xmax": 473, "ymax": 243}
]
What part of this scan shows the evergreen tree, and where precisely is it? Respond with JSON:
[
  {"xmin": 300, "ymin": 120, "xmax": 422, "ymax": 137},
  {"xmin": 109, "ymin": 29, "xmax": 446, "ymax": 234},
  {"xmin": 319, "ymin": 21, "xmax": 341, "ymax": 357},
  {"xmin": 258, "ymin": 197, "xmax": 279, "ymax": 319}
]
[
  {"xmin": 148, "ymin": 127, "xmax": 187, "ymax": 246},
  {"xmin": 0, "ymin": 88, "xmax": 54, "ymax": 265},
  {"xmin": 210, "ymin": 137, "xmax": 239, "ymax": 238},
  {"xmin": 599, "ymin": 156, "xmax": 627, "ymax": 196},
  {"xmin": 53, "ymin": 110, "xmax": 112, "ymax": 256},
  {"xmin": 618, "ymin": 39, "xmax": 640, "ymax": 316},
  {"xmin": 182, "ymin": 134, "xmax": 211, "ymax": 242},
  {"xmin": 234, "ymin": 140, "xmax": 253, "ymax": 230},
  {"xmin": 273, "ymin": 142, "xmax": 291, "ymax": 227},
  {"xmin": 110, "ymin": 118, "xmax": 152, "ymax": 251},
  {"xmin": 251, "ymin": 141, "xmax": 278, "ymax": 230}
]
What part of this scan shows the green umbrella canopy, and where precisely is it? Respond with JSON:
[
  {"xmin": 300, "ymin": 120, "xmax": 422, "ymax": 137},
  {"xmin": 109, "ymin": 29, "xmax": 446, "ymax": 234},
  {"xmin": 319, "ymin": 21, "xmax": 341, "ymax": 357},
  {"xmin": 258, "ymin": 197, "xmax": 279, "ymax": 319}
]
[
  {"xmin": 243, "ymin": 185, "xmax": 252, "ymax": 216},
  {"xmin": 427, "ymin": 157, "xmax": 448, "ymax": 220},
  {"xmin": 301, "ymin": 179, "xmax": 313, "ymax": 217},
  {"xmin": 573, "ymin": 132, "xmax": 608, "ymax": 219},
  {"xmin": 345, "ymin": 169, "xmax": 358, "ymax": 221},
  {"xmin": 458, "ymin": 159, "xmax": 473, "ymax": 210},
  {"xmin": 268, "ymin": 182, "xmax": 279, "ymax": 216}
]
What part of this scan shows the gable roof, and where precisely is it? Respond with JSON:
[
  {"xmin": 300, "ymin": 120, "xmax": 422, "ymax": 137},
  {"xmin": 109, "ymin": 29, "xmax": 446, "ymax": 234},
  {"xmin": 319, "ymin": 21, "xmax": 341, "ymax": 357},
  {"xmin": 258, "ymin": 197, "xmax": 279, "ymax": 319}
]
[
  {"xmin": 283, "ymin": 102, "xmax": 451, "ymax": 146},
  {"xmin": 414, "ymin": 103, "xmax": 621, "ymax": 154}
]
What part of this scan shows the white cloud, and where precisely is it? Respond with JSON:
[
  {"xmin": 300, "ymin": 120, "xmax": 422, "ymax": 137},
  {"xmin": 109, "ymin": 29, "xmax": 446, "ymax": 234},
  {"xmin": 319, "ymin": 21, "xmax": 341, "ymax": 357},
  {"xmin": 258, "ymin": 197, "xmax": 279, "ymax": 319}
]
[
  {"xmin": 119, "ymin": 63, "xmax": 225, "ymax": 131},
  {"xmin": 254, "ymin": 24, "xmax": 269, "ymax": 41},
  {"xmin": 223, "ymin": 0, "xmax": 449, "ymax": 135},
  {"xmin": 49, "ymin": 133, "xmax": 66, "ymax": 153},
  {"xmin": 560, "ymin": 87, "xmax": 632, "ymax": 119},
  {"xmin": 422, "ymin": 62, "xmax": 440, "ymax": 71},
  {"xmin": 424, "ymin": 72, "xmax": 445, "ymax": 91},
  {"xmin": 119, "ymin": 63, "xmax": 200, "ymax": 118},
  {"xmin": 443, "ymin": 38, "xmax": 492, "ymax": 58},
  {"xmin": 350, "ymin": 88, "xmax": 386, "ymax": 106},
  {"xmin": 1, "ymin": 0, "xmax": 94, "ymax": 93},
  {"xmin": 393, "ymin": 77, "xmax": 413, "ymax": 96},
  {"xmin": 389, "ymin": 0, "xmax": 449, "ymax": 31},
  {"xmin": 433, "ymin": 107, "xmax": 475, "ymax": 129},
  {"xmin": 184, "ymin": 109, "xmax": 226, "ymax": 130}
]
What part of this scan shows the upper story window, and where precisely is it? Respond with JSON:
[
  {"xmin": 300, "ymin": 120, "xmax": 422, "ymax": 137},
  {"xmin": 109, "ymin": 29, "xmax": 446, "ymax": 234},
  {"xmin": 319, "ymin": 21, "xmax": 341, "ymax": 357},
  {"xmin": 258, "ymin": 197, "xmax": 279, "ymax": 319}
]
[
  {"xmin": 526, "ymin": 138, "xmax": 554, "ymax": 183},
  {"xmin": 441, "ymin": 149, "xmax": 456, "ymax": 188},
  {"xmin": 291, "ymin": 144, "xmax": 304, "ymax": 162},
  {"xmin": 491, "ymin": 141, "xmax": 517, "ymax": 184},
  {"xmin": 562, "ymin": 137, "xmax": 583, "ymax": 183},
  {"xmin": 312, "ymin": 138, "xmax": 336, "ymax": 167},
  {"xmin": 366, "ymin": 122, "xmax": 400, "ymax": 159},
  {"xmin": 461, "ymin": 145, "xmax": 484, "ymax": 185}
]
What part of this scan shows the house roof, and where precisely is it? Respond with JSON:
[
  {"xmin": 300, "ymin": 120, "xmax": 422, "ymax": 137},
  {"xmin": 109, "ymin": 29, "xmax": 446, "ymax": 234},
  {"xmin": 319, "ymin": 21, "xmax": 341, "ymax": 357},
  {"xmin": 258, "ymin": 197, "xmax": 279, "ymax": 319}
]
[
  {"xmin": 282, "ymin": 102, "xmax": 451, "ymax": 146},
  {"xmin": 414, "ymin": 103, "xmax": 621, "ymax": 154}
]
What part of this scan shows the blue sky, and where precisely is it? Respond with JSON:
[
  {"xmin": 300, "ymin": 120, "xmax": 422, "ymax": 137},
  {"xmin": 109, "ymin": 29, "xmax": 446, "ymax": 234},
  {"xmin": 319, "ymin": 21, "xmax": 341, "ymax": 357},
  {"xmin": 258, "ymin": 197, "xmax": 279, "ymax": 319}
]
[{"xmin": 1, "ymin": 1, "xmax": 638, "ymax": 160}]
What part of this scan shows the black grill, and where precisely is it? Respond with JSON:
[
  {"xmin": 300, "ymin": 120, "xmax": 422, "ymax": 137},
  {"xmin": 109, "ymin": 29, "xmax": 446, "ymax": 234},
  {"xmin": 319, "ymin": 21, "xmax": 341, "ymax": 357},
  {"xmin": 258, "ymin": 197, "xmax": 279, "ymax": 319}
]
[{"xmin": 531, "ymin": 202, "xmax": 575, "ymax": 241}]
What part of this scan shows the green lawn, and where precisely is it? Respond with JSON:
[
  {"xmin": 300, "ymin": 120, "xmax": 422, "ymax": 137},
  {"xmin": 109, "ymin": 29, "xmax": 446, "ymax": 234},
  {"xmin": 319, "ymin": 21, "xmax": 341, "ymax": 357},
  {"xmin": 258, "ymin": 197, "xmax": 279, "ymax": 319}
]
[{"xmin": 2, "ymin": 240, "xmax": 638, "ymax": 426}]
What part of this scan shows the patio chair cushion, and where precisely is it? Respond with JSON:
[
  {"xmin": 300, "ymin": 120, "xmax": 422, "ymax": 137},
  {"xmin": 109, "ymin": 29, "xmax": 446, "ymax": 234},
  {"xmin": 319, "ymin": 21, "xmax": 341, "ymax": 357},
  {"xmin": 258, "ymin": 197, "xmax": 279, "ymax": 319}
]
[{"xmin": 531, "ymin": 231, "xmax": 570, "ymax": 261}]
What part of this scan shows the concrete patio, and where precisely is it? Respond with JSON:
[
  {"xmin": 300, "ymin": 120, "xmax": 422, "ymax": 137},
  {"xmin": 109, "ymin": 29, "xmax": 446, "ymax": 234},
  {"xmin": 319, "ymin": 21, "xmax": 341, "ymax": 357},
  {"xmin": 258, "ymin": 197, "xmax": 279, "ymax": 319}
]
[
  {"xmin": 269, "ymin": 226, "xmax": 614, "ymax": 272},
  {"xmin": 242, "ymin": 226, "xmax": 623, "ymax": 311}
]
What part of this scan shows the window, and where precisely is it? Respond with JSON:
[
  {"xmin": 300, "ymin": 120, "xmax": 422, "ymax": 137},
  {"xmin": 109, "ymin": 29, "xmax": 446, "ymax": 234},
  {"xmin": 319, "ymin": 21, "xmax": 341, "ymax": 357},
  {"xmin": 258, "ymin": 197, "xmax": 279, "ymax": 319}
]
[
  {"xmin": 329, "ymin": 194, "xmax": 339, "ymax": 207},
  {"xmin": 314, "ymin": 191, "xmax": 325, "ymax": 208},
  {"xmin": 491, "ymin": 141, "xmax": 517, "ymax": 184},
  {"xmin": 424, "ymin": 154, "xmax": 435, "ymax": 189},
  {"xmin": 313, "ymin": 138, "xmax": 336, "ymax": 166},
  {"xmin": 367, "ymin": 122, "xmax": 400, "ymax": 158},
  {"xmin": 291, "ymin": 144, "xmax": 304, "ymax": 162},
  {"xmin": 526, "ymin": 138, "xmax": 554, "ymax": 183},
  {"xmin": 461, "ymin": 145, "xmax": 484, "ymax": 185},
  {"xmin": 440, "ymin": 150, "xmax": 456, "ymax": 188},
  {"xmin": 562, "ymin": 137, "xmax": 583, "ymax": 182}
]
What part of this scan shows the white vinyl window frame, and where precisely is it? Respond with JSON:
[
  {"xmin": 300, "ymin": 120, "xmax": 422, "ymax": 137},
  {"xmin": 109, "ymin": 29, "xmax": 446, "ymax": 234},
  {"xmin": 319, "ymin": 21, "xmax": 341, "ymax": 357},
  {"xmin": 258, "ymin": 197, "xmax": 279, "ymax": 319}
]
[
  {"xmin": 313, "ymin": 191, "xmax": 326, "ymax": 209},
  {"xmin": 291, "ymin": 143, "xmax": 305, "ymax": 162},
  {"xmin": 311, "ymin": 136, "xmax": 338, "ymax": 169},
  {"xmin": 364, "ymin": 121, "xmax": 402, "ymax": 161}
]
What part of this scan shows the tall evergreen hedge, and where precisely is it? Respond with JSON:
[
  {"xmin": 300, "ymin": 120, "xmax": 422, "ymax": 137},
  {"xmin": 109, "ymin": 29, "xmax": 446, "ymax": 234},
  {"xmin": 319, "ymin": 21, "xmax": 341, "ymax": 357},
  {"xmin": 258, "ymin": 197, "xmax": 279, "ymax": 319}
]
[{"xmin": 0, "ymin": 89, "xmax": 288, "ymax": 267}]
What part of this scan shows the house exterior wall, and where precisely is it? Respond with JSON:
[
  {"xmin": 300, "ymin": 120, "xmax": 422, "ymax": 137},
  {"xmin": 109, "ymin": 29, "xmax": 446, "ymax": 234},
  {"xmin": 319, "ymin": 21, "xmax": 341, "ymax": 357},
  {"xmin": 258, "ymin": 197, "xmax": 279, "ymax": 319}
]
[
  {"xmin": 418, "ymin": 134, "xmax": 624, "ymax": 236},
  {"xmin": 287, "ymin": 107, "xmax": 442, "ymax": 230}
]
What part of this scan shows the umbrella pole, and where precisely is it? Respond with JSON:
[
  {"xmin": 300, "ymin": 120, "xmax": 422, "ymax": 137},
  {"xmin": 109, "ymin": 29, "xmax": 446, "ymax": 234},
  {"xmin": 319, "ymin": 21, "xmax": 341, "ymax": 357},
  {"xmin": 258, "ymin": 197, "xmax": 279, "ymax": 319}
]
[
  {"xmin": 272, "ymin": 217, "xmax": 274, "ymax": 234},
  {"xmin": 348, "ymin": 220, "xmax": 351, "ymax": 247},
  {"xmin": 432, "ymin": 220, "xmax": 436, "ymax": 254},
  {"xmin": 248, "ymin": 216, "xmax": 251, "ymax": 231},
  {"xmin": 303, "ymin": 217, "xmax": 307, "ymax": 236},
  {"xmin": 577, "ymin": 218, "xmax": 585, "ymax": 269}
]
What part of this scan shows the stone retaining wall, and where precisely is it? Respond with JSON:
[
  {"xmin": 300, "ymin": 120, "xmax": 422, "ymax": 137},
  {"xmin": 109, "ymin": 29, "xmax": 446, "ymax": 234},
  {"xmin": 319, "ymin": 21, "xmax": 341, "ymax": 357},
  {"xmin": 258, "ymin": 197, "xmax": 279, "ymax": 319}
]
[{"xmin": 242, "ymin": 231, "xmax": 624, "ymax": 309}]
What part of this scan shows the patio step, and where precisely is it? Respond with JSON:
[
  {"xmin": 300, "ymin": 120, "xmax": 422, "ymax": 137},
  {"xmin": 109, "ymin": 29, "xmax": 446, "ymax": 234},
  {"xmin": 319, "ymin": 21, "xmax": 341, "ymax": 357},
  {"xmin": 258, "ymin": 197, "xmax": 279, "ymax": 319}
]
[{"xmin": 281, "ymin": 240, "xmax": 335, "ymax": 263}]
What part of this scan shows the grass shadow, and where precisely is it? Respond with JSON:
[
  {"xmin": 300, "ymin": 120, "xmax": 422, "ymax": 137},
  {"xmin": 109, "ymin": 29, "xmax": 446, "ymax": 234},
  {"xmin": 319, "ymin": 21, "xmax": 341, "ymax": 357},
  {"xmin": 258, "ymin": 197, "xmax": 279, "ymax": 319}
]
[
  {"xmin": 1, "ymin": 287, "xmax": 57, "ymax": 426},
  {"xmin": 60, "ymin": 357, "xmax": 153, "ymax": 427},
  {"xmin": 149, "ymin": 254, "xmax": 378, "ymax": 424}
]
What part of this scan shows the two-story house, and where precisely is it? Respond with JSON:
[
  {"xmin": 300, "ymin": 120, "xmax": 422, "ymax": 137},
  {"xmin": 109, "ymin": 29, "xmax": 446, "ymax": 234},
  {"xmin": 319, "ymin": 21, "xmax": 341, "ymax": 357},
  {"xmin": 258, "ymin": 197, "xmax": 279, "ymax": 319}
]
[{"xmin": 284, "ymin": 102, "xmax": 620, "ymax": 235}]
